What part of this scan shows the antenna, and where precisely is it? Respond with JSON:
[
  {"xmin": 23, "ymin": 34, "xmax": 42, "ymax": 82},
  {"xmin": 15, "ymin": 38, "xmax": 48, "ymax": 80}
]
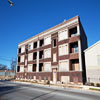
[{"xmin": 63, "ymin": 19, "xmax": 66, "ymax": 22}]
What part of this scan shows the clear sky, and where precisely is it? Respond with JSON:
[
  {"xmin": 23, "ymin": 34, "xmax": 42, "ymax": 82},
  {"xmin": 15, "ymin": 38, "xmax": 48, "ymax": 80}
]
[{"xmin": 0, "ymin": 0, "xmax": 100, "ymax": 68}]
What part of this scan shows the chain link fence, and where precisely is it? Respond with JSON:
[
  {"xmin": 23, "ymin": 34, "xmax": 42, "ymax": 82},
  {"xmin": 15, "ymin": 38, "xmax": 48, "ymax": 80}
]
[{"xmin": 0, "ymin": 70, "xmax": 16, "ymax": 80}]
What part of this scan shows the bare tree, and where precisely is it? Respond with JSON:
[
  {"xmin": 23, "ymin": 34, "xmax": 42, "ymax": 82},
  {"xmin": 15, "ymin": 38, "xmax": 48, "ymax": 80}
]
[
  {"xmin": 11, "ymin": 58, "xmax": 17, "ymax": 71},
  {"xmin": 0, "ymin": 64, "xmax": 8, "ymax": 70}
]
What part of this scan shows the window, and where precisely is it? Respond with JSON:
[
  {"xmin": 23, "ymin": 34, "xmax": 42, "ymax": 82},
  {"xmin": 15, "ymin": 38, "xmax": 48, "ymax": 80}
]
[
  {"xmin": 33, "ymin": 64, "xmax": 36, "ymax": 72},
  {"xmin": 69, "ymin": 27, "xmax": 77, "ymax": 37},
  {"xmin": 70, "ymin": 59, "xmax": 79, "ymax": 71},
  {"xmin": 21, "ymin": 46, "xmax": 25, "ymax": 53},
  {"xmin": 70, "ymin": 42, "xmax": 78, "ymax": 53},
  {"xmin": 53, "ymin": 53, "xmax": 57, "ymax": 62},
  {"xmin": 25, "ymin": 49, "xmax": 28, "ymax": 54},
  {"xmin": 18, "ymin": 48, "xmax": 21, "ymax": 53},
  {"xmin": 28, "ymin": 64, "xmax": 32, "ymax": 72},
  {"xmin": 20, "ymin": 65, "xmax": 24, "ymax": 72},
  {"xmin": 25, "ymin": 59, "xmax": 27, "ymax": 66},
  {"xmin": 74, "ymin": 45, "xmax": 78, "ymax": 53},
  {"xmin": 44, "ymin": 62, "xmax": 51, "ymax": 72},
  {"xmin": 40, "ymin": 39, "xmax": 44, "ymax": 47},
  {"xmin": 44, "ymin": 48, "xmax": 51, "ymax": 58},
  {"xmin": 53, "ymin": 38, "xmax": 56, "ymax": 47},
  {"xmin": 97, "ymin": 55, "xmax": 100, "ymax": 66},
  {"xmin": 39, "ymin": 51, "xmax": 43, "ymax": 59},
  {"xmin": 59, "ymin": 60, "xmax": 69, "ymax": 72},
  {"xmin": 28, "ymin": 53, "xmax": 33, "ymax": 61},
  {"xmin": 28, "ymin": 42, "xmax": 33, "ymax": 51},
  {"xmin": 58, "ymin": 30, "xmax": 68, "ymax": 41},
  {"xmin": 20, "ymin": 55, "xmax": 24, "ymax": 62},
  {"xmin": 17, "ymin": 66, "xmax": 20, "ymax": 72},
  {"xmin": 59, "ymin": 44, "xmax": 68, "ymax": 56},
  {"xmin": 18, "ymin": 56, "xmax": 20, "ymax": 62},
  {"xmin": 34, "ymin": 42, "xmax": 37, "ymax": 49},
  {"xmin": 33, "ymin": 52, "xmax": 37, "ymax": 60},
  {"xmin": 39, "ymin": 63, "xmax": 43, "ymax": 72},
  {"xmin": 44, "ymin": 35, "xmax": 51, "ymax": 45}
]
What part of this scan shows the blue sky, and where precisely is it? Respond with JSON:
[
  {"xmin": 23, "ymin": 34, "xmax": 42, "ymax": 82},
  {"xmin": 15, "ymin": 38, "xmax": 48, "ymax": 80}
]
[{"xmin": 0, "ymin": 0, "xmax": 100, "ymax": 68}]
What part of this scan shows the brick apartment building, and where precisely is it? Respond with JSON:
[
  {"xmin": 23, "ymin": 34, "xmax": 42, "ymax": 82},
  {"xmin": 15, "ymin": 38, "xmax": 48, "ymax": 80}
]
[{"xmin": 16, "ymin": 16, "xmax": 87, "ymax": 84}]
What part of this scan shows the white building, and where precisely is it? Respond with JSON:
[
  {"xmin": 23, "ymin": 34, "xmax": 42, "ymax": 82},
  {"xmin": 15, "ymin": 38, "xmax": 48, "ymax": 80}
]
[{"xmin": 84, "ymin": 41, "xmax": 100, "ymax": 83}]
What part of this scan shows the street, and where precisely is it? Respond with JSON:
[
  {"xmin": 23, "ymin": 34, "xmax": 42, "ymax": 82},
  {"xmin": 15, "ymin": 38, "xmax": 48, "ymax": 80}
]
[{"xmin": 0, "ymin": 81, "xmax": 100, "ymax": 100}]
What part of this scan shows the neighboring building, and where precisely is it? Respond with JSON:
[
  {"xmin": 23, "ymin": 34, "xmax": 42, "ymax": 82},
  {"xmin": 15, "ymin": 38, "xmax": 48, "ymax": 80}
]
[
  {"xmin": 16, "ymin": 16, "xmax": 87, "ymax": 84},
  {"xmin": 84, "ymin": 41, "xmax": 100, "ymax": 84}
]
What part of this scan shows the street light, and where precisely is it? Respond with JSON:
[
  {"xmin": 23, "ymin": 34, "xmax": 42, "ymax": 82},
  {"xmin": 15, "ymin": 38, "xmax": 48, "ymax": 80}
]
[{"xmin": 8, "ymin": 0, "xmax": 14, "ymax": 6}]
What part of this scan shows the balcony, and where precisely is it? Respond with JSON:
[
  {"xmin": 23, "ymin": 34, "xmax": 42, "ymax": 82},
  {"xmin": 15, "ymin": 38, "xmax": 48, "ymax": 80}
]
[
  {"xmin": 69, "ymin": 27, "xmax": 78, "ymax": 37},
  {"xmin": 70, "ymin": 42, "xmax": 78, "ymax": 54},
  {"xmin": 70, "ymin": 59, "xmax": 79, "ymax": 71}
]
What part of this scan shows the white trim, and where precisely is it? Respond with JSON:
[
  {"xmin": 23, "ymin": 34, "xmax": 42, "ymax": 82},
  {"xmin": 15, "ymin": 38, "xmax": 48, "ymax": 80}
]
[
  {"xmin": 59, "ymin": 59, "xmax": 69, "ymax": 62},
  {"xmin": 18, "ymin": 18, "xmax": 78, "ymax": 47}
]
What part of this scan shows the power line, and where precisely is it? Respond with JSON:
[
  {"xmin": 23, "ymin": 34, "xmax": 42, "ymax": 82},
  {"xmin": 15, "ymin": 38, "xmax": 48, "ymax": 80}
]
[{"xmin": 0, "ymin": 58, "xmax": 12, "ymax": 62}]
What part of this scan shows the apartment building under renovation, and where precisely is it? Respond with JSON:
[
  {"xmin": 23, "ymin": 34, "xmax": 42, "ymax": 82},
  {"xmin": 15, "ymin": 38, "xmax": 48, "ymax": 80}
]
[{"xmin": 16, "ymin": 16, "xmax": 87, "ymax": 84}]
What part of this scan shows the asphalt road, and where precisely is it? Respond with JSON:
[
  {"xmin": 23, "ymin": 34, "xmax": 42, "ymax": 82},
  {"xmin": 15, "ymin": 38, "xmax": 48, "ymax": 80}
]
[{"xmin": 0, "ymin": 80, "xmax": 100, "ymax": 100}]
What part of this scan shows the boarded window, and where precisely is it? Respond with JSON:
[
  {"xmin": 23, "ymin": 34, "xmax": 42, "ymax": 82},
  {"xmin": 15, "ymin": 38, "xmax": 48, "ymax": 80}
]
[
  {"xmin": 44, "ymin": 62, "xmax": 51, "ymax": 72},
  {"xmin": 28, "ymin": 42, "xmax": 33, "ymax": 50},
  {"xmin": 44, "ymin": 36, "xmax": 51, "ymax": 45},
  {"xmin": 44, "ymin": 48, "xmax": 51, "ymax": 58},
  {"xmin": 21, "ymin": 46, "xmax": 25, "ymax": 53},
  {"xmin": 21, "ymin": 55, "xmax": 24, "ymax": 62},
  {"xmin": 20, "ymin": 65, "xmax": 24, "ymax": 72},
  {"xmin": 25, "ymin": 59, "xmax": 27, "ymax": 66},
  {"xmin": 59, "ymin": 60, "xmax": 69, "ymax": 72},
  {"xmin": 53, "ymin": 53, "xmax": 56, "ymax": 62},
  {"xmin": 28, "ymin": 64, "xmax": 32, "ymax": 72},
  {"xmin": 61, "ymin": 76, "xmax": 70, "ymax": 83},
  {"xmin": 28, "ymin": 53, "xmax": 33, "ymax": 61},
  {"xmin": 58, "ymin": 30, "xmax": 68, "ymax": 41},
  {"xmin": 59, "ymin": 44, "xmax": 68, "ymax": 56}
]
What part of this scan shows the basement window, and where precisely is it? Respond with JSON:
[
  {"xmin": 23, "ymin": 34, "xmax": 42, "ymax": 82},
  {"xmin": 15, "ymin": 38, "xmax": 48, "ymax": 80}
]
[
  {"xmin": 39, "ymin": 51, "xmax": 43, "ymax": 59},
  {"xmin": 40, "ymin": 39, "xmax": 44, "ymax": 47},
  {"xmin": 69, "ymin": 27, "xmax": 77, "ymax": 37},
  {"xmin": 53, "ymin": 38, "xmax": 56, "ymax": 47},
  {"xmin": 34, "ymin": 42, "xmax": 37, "ymax": 49},
  {"xmin": 33, "ymin": 52, "xmax": 37, "ymax": 60}
]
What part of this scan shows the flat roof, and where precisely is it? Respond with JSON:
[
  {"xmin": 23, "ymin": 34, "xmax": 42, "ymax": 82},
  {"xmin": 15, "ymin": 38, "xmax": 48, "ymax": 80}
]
[{"xmin": 18, "ymin": 16, "xmax": 79, "ymax": 47}]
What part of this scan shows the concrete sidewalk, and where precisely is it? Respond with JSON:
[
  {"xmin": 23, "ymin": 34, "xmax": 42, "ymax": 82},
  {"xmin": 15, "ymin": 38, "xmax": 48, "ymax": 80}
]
[{"xmin": 12, "ymin": 80, "xmax": 100, "ymax": 92}]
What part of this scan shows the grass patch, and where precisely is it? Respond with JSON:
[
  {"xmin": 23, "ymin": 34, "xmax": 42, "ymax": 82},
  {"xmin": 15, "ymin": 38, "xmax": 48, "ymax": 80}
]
[{"xmin": 89, "ymin": 88, "xmax": 100, "ymax": 91}]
